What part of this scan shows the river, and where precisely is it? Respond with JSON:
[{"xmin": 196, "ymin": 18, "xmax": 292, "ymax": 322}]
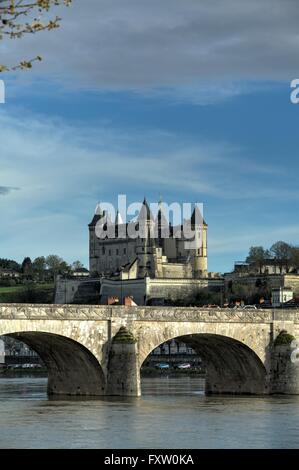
[{"xmin": 0, "ymin": 376, "xmax": 299, "ymax": 448}]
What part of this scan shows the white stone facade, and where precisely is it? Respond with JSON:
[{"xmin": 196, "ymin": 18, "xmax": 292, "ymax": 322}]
[{"xmin": 89, "ymin": 200, "xmax": 208, "ymax": 280}]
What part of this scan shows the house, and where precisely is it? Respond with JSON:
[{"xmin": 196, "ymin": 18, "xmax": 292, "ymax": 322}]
[
  {"xmin": 72, "ymin": 268, "xmax": 90, "ymax": 278},
  {"xmin": 271, "ymin": 287, "xmax": 294, "ymax": 307},
  {"xmin": 0, "ymin": 268, "xmax": 20, "ymax": 279}
]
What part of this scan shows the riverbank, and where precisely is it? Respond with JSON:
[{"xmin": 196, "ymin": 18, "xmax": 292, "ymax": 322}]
[
  {"xmin": 0, "ymin": 368, "xmax": 47, "ymax": 377},
  {"xmin": 141, "ymin": 367, "xmax": 205, "ymax": 377},
  {"xmin": 0, "ymin": 283, "xmax": 54, "ymax": 303},
  {"xmin": 0, "ymin": 367, "xmax": 205, "ymax": 379}
]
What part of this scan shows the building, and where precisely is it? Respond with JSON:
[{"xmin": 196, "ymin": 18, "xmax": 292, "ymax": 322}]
[
  {"xmin": 233, "ymin": 259, "xmax": 297, "ymax": 275},
  {"xmin": 55, "ymin": 199, "xmax": 224, "ymax": 305},
  {"xmin": 271, "ymin": 287, "xmax": 294, "ymax": 307},
  {"xmin": 72, "ymin": 268, "xmax": 90, "ymax": 278},
  {"xmin": 0, "ymin": 268, "xmax": 20, "ymax": 279},
  {"xmin": 0, "ymin": 336, "xmax": 41, "ymax": 365},
  {"xmin": 89, "ymin": 199, "xmax": 208, "ymax": 280}
]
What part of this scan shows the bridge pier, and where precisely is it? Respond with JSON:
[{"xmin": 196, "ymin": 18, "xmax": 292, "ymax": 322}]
[
  {"xmin": 106, "ymin": 327, "xmax": 141, "ymax": 396},
  {"xmin": 205, "ymin": 364, "xmax": 268, "ymax": 395},
  {"xmin": 270, "ymin": 331, "xmax": 299, "ymax": 394}
]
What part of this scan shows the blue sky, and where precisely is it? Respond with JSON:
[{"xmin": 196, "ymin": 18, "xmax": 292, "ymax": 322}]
[{"xmin": 0, "ymin": 0, "xmax": 299, "ymax": 273}]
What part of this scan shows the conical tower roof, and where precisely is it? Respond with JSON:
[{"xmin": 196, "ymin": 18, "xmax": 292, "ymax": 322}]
[
  {"xmin": 138, "ymin": 198, "xmax": 154, "ymax": 223},
  {"xmin": 191, "ymin": 206, "xmax": 207, "ymax": 226},
  {"xmin": 115, "ymin": 210, "xmax": 124, "ymax": 225},
  {"xmin": 157, "ymin": 199, "xmax": 168, "ymax": 226},
  {"xmin": 89, "ymin": 203, "xmax": 104, "ymax": 227}
]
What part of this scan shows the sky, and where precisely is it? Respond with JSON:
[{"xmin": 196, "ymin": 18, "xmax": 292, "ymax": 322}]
[{"xmin": 0, "ymin": 0, "xmax": 299, "ymax": 273}]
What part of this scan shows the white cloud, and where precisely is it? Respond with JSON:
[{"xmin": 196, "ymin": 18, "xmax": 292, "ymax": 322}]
[
  {"xmin": 0, "ymin": 0, "xmax": 298, "ymax": 95},
  {"xmin": 0, "ymin": 108, "xmax": 296, "ymax": 267}
]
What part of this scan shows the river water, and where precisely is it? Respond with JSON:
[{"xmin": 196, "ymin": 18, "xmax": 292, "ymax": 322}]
[{"xmin": 0, "ymin": 376, "xmax": 299, "ymax": 449}]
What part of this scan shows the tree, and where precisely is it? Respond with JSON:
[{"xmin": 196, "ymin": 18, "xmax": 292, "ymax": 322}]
[
  {"xmin": 21, "ymin": 256, "xmax": 33, "ymax": 276},
  {"xmin": 0, "ymin": 0, "xmax": 72, "ymax": 72},
  {"xmin": 32, "ymin": 256, "xmax": 46, "ymax": 280},
  {"xmin": 246, "ymin": 246, "xmax": 269, "ymax": 274},
  {"xmin": 71, "ymin": 260, "xmax": 84, "ymax": 271},
  {"xmin": 290, "ymin": 246, "xmax": 299, "ymax": 273},
  {"xmin": 0, "ymin": 258, "xmax": 20, "ymax": 271},
  {"xmin": 45, "ymin": 255, "xmax": 70, "ymax": 278},
  {"xmin": 270, "ymin": 241, "xmax": 293, "ymax": 273}
]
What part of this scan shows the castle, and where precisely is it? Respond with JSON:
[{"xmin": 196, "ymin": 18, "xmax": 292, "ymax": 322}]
[
  {"xmin": 55, "ymin": 199, "xmax": 223, "ymax": 305},
  {"xmin": 88, "ymin": 199, "xmax": 208, "ymax": 281}
]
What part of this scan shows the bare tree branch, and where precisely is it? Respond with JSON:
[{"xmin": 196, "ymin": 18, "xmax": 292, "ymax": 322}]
[{"xmin": 0, "ymin": 0, "xmax": 72, "ymax": 71}]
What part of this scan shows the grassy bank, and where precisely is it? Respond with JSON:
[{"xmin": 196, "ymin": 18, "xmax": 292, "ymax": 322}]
[{"xmin": 0, "ymin": 283, "xmax": 54, "ymax": 303}]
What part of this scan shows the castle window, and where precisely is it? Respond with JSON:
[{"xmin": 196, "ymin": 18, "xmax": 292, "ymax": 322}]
[
  {"xmin": 109, "ymin": 249, "xmax": 111, "ymax": 256},
  {"xmin": 102, "ymin": 247, "xmax": 105, "ymax": 255},
  {"xmin": 116, "ymin": 249, "xmax": 119, "ymax": 255}
]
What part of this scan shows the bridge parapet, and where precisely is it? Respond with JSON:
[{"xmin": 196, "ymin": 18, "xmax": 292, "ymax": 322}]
[
  {"xmin": 134, "ymin": 307, "xmax": 274, "ymax": 322},
  {"xmin": 0, "ymin": 304, "xmax": 299, "ymax": 323}
]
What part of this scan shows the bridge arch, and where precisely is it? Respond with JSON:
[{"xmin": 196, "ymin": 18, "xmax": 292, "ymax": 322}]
[
  {"xmin": 2, "ymin": 331, "xmax": 106, "ymax": 396},
  {"xmin": 139, "ymin": 330, "xmax": 268, "ymax": 395}
]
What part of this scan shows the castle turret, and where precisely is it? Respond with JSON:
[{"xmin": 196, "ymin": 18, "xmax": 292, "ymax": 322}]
[
  {"xmin": 191, "ymin": 206, "xmax": 208, "ymax": 278},
  {"xmin": 156, "ymin": 199, "xmax": 169, "ymax": 246},
  {"xmin": 136, "ymin": 199, "xmax": 156, "ymax": 277},
  {"xmin": 88, "ymin": 203, "xmax": 104, "ymax": 275}
]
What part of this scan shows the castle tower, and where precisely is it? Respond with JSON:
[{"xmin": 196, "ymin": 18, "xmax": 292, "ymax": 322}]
[
  {"xmin": 115, "ymin": 210, "xmax": 124, "ymax": 238},
  {"xmin": 88, "ymin": 203, "xmax": 104, "ymax": 275},
  {"xmin": 190, "ymin": 206, "xmax": 208, "ymax": 278},
  {"xmin": 156, "ymin": 198, "xmax": 169, "ymax": 247},
  {"xmin": 136, "ymin": 198, "xmax": 156, "ymax": 278}
]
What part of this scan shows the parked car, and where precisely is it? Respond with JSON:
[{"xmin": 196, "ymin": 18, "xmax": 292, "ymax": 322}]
[
  {"xmin": 177, "ymin": 363, "xmax": 191, "ymax": 369},
  {"xmin": 243, "ymin": 305, "xmax": 257, "ymax": 309},
  {"xmin": 155, "ymin": 363, "xmax": 170, "ymax": 369}
]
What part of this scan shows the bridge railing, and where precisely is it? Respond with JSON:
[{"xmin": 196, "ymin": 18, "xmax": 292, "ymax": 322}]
[{"xmin": 0, "ymin": 304, "xmax": 299, "ymax": 322}]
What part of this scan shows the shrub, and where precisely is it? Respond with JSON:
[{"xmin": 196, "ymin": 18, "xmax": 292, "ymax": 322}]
[{"xmin": 274, "ymin": 330, "xmax": 295, "ymax": 346}]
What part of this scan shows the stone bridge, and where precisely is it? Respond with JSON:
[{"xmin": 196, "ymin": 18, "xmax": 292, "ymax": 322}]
[{"xmin": 1, "ymin": 304, "xmax": 299, "ymax": 397}]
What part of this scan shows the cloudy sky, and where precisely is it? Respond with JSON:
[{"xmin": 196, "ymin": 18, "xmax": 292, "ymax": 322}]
[{"xmin": 0, "ymin": 0, "xmax": 299, "ymax": 272}]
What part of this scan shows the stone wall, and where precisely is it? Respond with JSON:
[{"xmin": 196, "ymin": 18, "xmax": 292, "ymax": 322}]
[
  {"xmin": 224, "ymin": 273, "xmax": 299, "ymax": 295},
  {"xmin": 284, "ymin": 275, "xmax": 299, "ymax": 294},
  {"xmin": 147, "ymin": 277, "xmax": 223, "ymax": 302},
  {"xmin": 100, "ymin": 278, "xmax": 147, "ymax": 305}
]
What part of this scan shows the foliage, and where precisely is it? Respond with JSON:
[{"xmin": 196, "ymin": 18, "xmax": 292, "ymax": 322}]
[
  {"xmin": 270, "ymin": 241, "xmax": 293, "ymax": 273},
  {"xmin": 246, "ymin": 246, "xmax": 270, "ymax": 274},
  {"xmin": 32, "ymin": 256, "xmax": 46, "ymax": 280},
  {"xmin": 274, "ymin": 330, "xmax": 295, "ymax": 347},
  {"xmin": 0, "ymin": 258, "xmax": 21, "ymax": 271},
  {"xmin": 0, "ymin": 0, "xmax": 72, "ymax": 71},
  {"xmin": 290, "ymin": 246, "xmax": 299, "ymax": 272},
  {"xmin": 245, "ymin": 241, "xmax": 299, "ymax": 274},
  {"xmin": 21, "ymin": 256, "xmax": 33, "ymax": 275},
  {"xmin": 113, "ymin": 326, "xmax": 137, "ymax": 344},
  {"xmin": 71, "ymin": 260, "xmax": 84, "ymax": 271},
  {"xmin": 0, "ymin": 254, "xmax": 86, "ymax": 283},
  {"xmin": 45, "ymin": 254, "xmax": 70, "ymax": 276}
]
